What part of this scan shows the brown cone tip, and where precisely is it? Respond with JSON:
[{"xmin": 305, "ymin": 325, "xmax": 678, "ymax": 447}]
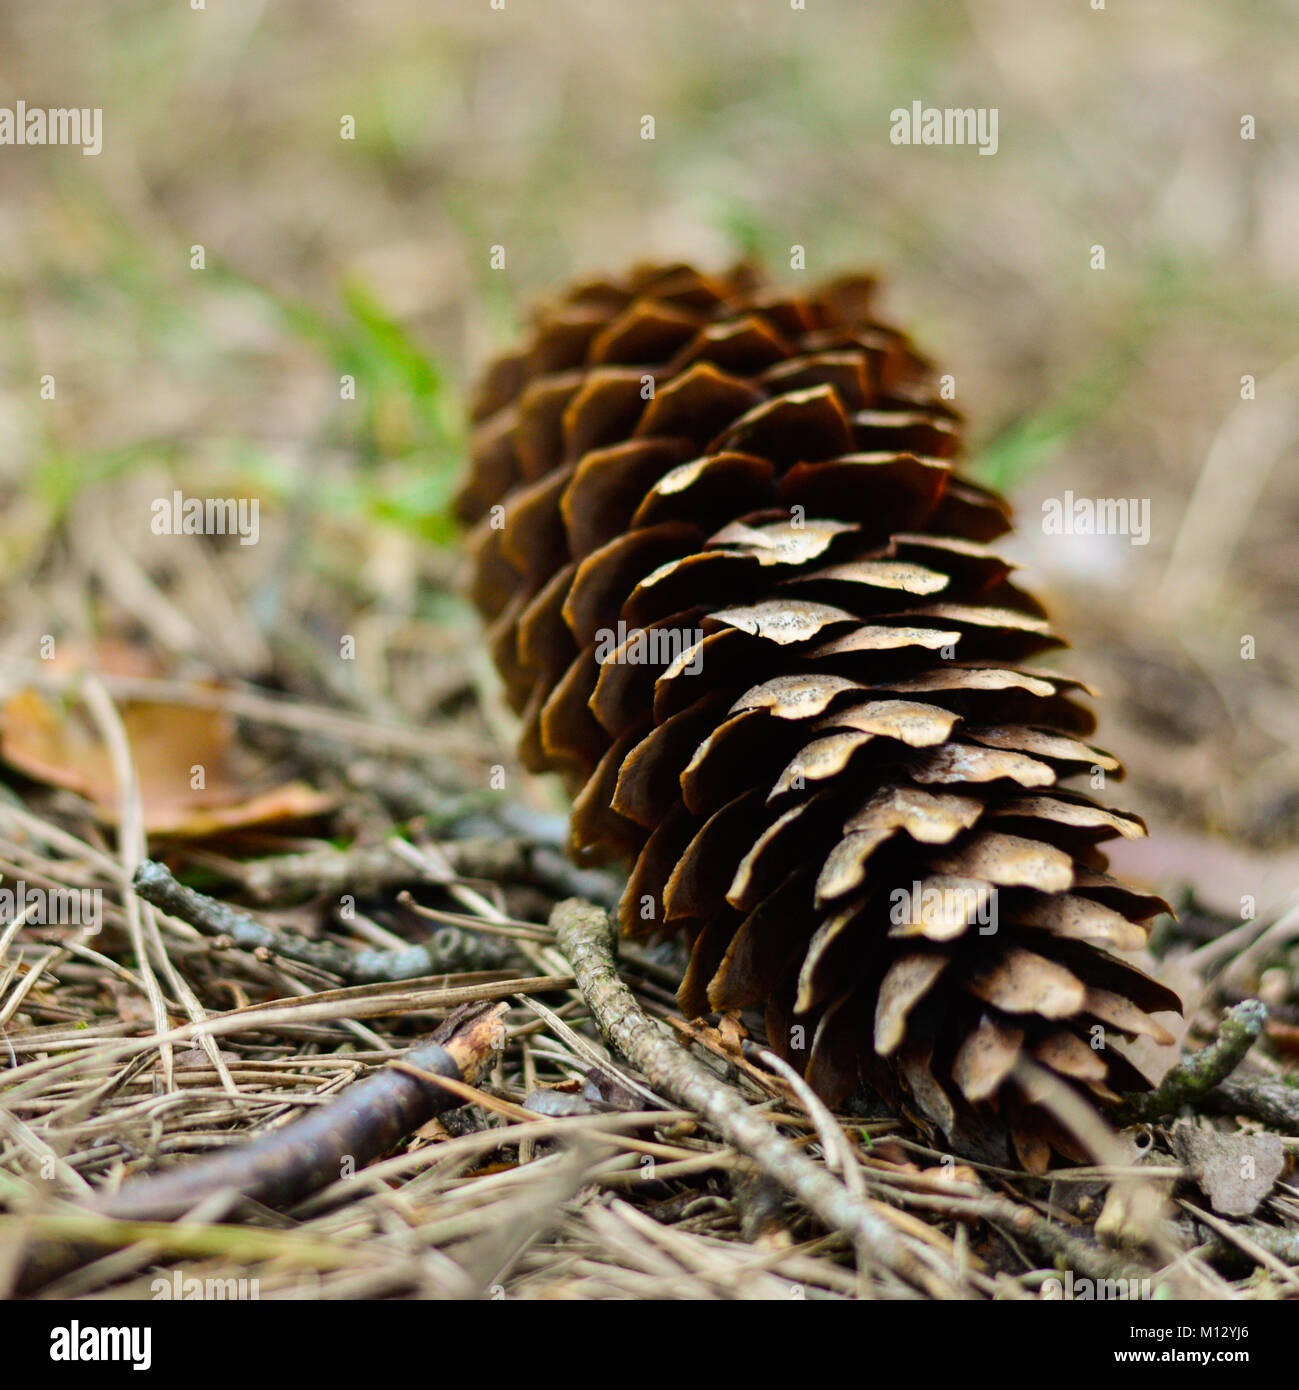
[{"xmin": 456, "ymin": 261, "xmax": 1181, "ymax": 1171}]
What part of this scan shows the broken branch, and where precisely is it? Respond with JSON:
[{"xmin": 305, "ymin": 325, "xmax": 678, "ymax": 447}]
[
  {"xmin": 1118, "ymin": 999, "xmax": 1268, "ymax": 1123},
  {"xmin": 552, "ymin": 897, "xmax": 943, "ymax": 1295},
  {"xmin": 134, "ymin": 859, "xmax": 513, "ymax": 979},
  {"xmin": 87, "ymin": 1000, "xmax": 505, "ymax": 1222}
]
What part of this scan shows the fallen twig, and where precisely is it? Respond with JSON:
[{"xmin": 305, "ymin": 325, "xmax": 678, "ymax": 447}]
[
  {"xmin": 238, "ymin": 835, "xmax": 620, "ymax": 910},
  {"xmin": 89, "ymin": 1000, "xmax": 506, "ymax": 1221},
  {"xmin": 134, "ymin": 859, "xmax": 513, "ymax": 979},
  {"xmin": 1201, "ymin": 1216, "xmax": 1299, "ymax": 1269},
  {"xmin": 1117, "ymin": 999, "xmax": 1268, "ymax": 1123},
  {"xmin": 895, "ymin": 1188, "xmax": 1157, "ymax": 1288},
  {"xmin": 552, "ymin": 897, "xmax": 949, "ymax": 1296},
  {"xmin": 11, "ymin": 1002, "xmax": 507, "ymax": 1293},
  {"xmin": 1182, "ymin": 1201, "xmax": 1299, "ymax": 1291},
  {"xmin": 1202, "ymin": 1071, "xmax": 1299, "ymax": 1134}
]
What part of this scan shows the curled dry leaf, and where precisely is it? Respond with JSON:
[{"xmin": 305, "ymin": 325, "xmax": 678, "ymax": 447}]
[{"xmin": 0, "ymin": 686, "xmax": 333, "ymax": 837}]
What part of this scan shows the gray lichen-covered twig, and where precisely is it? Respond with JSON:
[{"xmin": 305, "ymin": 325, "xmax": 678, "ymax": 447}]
[
  {"xmin": 552, "ymin": 897, "xmax": 943, "ymax": 1295},
  {"xmin": 1202, "ymin": 1071, "xmax": 1299, "ymax": 1134},
  {"xmin": 1204, "ymin": 1219, "xmax": 1299, "ymax": 1267},
  {"xmin": 134, "ymin": 859, "xmax": 513, "ymax": 979},
  {"xmin": 1118, "ymin": 999, "xmax": 1268, "ymax": 1123},
  {"xmin": 238, "ymin": 836, "xmax": 619, "ymax": 909}
]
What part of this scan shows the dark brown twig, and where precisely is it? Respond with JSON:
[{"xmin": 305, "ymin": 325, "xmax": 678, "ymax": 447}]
[{"xmin": 89, "ymin": 1001, "xmax": 506, "ymax": 1222}]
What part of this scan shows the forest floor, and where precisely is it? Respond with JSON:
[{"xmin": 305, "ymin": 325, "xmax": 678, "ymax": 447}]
[{"xmin": 1, "ymin": 0, "xmax": 1298, "ymax": 1299}]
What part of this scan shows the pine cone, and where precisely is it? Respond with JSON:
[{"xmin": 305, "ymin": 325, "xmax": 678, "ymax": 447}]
[{"xmin": 455, "ymin": 261, "xmax": 1180, "ymax": 1171}]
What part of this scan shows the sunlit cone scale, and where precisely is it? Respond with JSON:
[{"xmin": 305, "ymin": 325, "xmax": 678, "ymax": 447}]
[{"xmin": 455, "ymin": 262, "xmax": 1181, "ymax": 1171}]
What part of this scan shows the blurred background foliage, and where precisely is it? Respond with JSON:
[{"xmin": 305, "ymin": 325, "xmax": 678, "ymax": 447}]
[{"xmin": 0, "ymin": 0, "xmax": 1296, "ymax": 853}]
